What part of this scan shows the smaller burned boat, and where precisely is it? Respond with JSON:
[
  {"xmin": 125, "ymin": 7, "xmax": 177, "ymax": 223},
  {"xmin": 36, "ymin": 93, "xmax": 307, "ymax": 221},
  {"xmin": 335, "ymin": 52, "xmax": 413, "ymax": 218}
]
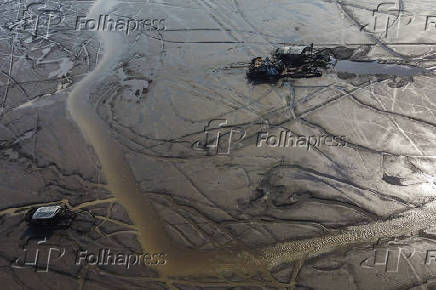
[{"xmin": 25, "ymin": 205, "xmax": 77, "ymax": 228}]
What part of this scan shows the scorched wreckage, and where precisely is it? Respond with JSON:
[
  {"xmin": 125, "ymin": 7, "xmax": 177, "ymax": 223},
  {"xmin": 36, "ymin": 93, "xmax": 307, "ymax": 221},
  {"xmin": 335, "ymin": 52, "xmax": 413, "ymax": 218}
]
[{"xmin": 246, "ymin": 44, "xmax": 336, "ymax": 81}]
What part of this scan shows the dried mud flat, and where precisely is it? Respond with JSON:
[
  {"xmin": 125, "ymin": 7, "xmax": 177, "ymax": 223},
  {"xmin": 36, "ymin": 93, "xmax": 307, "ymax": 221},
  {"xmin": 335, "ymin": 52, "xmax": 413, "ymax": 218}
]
[{"xmin": 3, "ymin": 0, "xmax": 436, "ymax": 289}]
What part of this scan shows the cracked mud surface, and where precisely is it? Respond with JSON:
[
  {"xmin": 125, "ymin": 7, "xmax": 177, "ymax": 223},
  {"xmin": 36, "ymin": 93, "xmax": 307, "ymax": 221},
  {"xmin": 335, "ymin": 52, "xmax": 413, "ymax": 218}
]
[{"xmin": 2, "ymin": 0, "xmax": 436, "ymax": 289}]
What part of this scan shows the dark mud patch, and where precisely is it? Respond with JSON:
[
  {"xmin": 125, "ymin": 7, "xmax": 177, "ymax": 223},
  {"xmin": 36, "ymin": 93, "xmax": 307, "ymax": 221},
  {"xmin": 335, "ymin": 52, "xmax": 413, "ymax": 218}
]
[
  {"xmin": 382, "ymin": 174, "xmax": 406, "ymax": 186},
  {"xmin": 331, "ymin": 46, "xmax": 355, "ymax": 60},
  {"xmin": 387, "ymin": 77, "xmax": 413, "ymax": 88},
  {"xmin": 337, "ymin": 71, "xmax": 357, "ymax": 79}
]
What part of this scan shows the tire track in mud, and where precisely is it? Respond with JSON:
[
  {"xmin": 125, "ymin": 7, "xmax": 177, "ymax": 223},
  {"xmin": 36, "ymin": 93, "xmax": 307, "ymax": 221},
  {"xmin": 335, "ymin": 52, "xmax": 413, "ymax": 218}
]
[
  {"xmin": 193, "ymin": 0, "xmax": 260, "ymax": 56},
  {"xmin": 232, "ymin": 0, "xmax": 275, "ymax": 48},
  {"xmin": 186, "ymin": 0, "xmax": 278, "ymax": 124}
]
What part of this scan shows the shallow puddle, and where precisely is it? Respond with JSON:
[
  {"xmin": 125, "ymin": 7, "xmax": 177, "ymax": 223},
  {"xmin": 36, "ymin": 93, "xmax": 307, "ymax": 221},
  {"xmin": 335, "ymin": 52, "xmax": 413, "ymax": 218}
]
[{"xmin": 335, "ymin": 60, "xmax": 426, "ymax": 76}]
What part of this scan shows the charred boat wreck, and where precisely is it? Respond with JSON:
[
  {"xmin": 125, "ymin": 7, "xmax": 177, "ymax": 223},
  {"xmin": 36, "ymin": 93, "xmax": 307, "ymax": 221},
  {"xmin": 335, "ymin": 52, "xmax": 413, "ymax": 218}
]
[{"xmin": 247, "ymin": 44, "xmax": 335, "ymax": 81}]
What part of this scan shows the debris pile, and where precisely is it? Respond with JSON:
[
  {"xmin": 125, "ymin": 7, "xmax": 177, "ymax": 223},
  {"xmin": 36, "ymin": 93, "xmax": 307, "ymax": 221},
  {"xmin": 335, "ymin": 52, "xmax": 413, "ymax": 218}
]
[{"xmin": 247, "ymin": 44, "xmax": 335, "ymax": 82}]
